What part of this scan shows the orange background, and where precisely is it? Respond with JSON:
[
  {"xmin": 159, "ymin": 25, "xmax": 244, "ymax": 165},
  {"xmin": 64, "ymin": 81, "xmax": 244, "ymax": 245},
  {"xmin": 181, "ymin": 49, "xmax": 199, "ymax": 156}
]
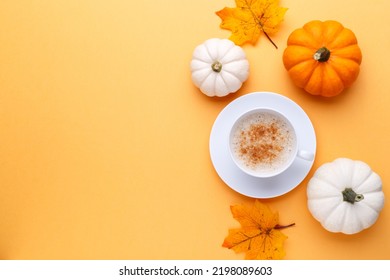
[{"xmin": 0, "ymin": 0, "xmax": 389, "ymax": 260}]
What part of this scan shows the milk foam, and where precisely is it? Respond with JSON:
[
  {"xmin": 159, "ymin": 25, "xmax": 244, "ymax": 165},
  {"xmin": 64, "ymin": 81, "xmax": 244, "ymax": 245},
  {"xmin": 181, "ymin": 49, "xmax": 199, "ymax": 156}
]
[{"xmin": 230, "ymin": 110, "xmax": 297, "ymax": 175}]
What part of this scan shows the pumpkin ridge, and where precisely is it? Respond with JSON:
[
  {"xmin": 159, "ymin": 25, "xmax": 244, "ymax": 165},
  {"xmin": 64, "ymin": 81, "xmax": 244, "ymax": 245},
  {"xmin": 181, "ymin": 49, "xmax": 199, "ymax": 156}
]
[
  {"xmin": 330, "ymin": 58, "xmax": 361, "ymax": 89},
  {"xmin": 223, "ymin": 59, "xmax": 248, "ymax": 68},
  {"xmin": 218, "ymin": 44, "xmax": 237, "ymax": 62},
  {"xmin": 220, "ymin": 67, "xmax": 244, "ymax": 82},
  {"xmin": 340, "ymin": 205, "xmax": 352, "ymax": 233},
  {"xmin": 314, "ymin": 172, "xmax": 345, "ymax": 192},
  {"xmin": 353, "ymin": 173, "xmax": 380, "ymax": 194},
  {"xmin": 309, "ymin": 194, "xmax": 342, "ymax": 201},
  {"xmin": 325, "ymin": 60, "xmax": 349, "ymax": 87},
  {"xmin": 321, "ymin": 64, "xmax": 345, "ymax": 97},
  {"xmin": 350, "ymin": 160, "xmax": 372, "ymax": 190},
  {"xmin": 192, "ymin": 55, "xmax": 211, "ymax": 64},
  {"xmin": 305, "ymin": 64, "xmax": 325, "ymax": 95},
  {"xmin": 288, "ymin": 60, "xmax": 317, "ymax": 86},
  {"xmin": 302, "ymin": 21, "xmax": 324, "ymax": 46},
  {"xmin": 199, "ymin": 44, "xmax": 214, "ymax": 63},
  {"xmin": 343, "ymin": 206, "xmax": 364, "ymax": 234},
  {"xmin": 323, "ymin": 23, "xmax": 345, "ymax": 47},
  {"xmin": 288, "ymin": 42, "xmax": 318, "ymax": 50},
  {"xmin": 204, "ymin": 43, "xmax": 218, "ymax": 62},
  {"xmin": 331, "ymin": 45, "xmax": 362, "ymax": 64},
  {"xmin": 358, "ymin": 197, "xmax": 382, "ymax": 214},
  {"xmin": 287, "ymin": 26, "xmax": 322, "ymax": 49},
  {"xmin": 213, "ymin": 73, "xmax": 225, "ymax": 96},
  {"xmin": 218, "ymin": 71, "xmax": 233, "ymax": 93},
  {"xmin": 326, "ymin": 28, "xmax": 359, "ymax": 50},
  {"xmin": 192, "ymin": 68, "xmax": 212, "ymax": 87},
  {"xmin": 323, "ymin": 203, "xmax": 345, "ymax": 230}
]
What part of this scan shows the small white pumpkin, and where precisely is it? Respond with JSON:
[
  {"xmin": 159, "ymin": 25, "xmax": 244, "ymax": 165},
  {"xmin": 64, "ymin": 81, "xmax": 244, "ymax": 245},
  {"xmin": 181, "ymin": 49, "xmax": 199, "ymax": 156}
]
[
  {"xmin": 307, "ymin": 158, "xmax": 384, "ymax": 234},
  {"xmin": 190, "ymin": 38, "xmax": 249, "ymax": 97}
]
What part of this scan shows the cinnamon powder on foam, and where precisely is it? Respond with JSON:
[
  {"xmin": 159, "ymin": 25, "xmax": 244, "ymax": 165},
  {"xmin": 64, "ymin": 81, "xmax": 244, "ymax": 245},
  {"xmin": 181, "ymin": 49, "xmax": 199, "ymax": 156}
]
[{"xmin": 238, "ymin": 121, "xmax": 285, "ymax": 168}]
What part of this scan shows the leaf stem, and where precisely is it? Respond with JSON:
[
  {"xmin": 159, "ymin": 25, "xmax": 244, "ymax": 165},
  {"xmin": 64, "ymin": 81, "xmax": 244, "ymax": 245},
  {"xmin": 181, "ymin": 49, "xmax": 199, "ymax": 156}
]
[
  {"xmin": 263, "ymin": 31, "xmax": 278, "ymax": 49},
  {"xmin": 244, "ymin": 0, "xmax": 278, "ymax": 49},
  {"xmin": 274, "ymin": 223, "xmax": 295, "ymax": 230}
]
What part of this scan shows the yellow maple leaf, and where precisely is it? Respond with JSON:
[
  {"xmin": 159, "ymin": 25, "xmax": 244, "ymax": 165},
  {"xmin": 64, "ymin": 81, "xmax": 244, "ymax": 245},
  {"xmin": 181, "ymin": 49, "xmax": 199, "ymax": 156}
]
[
  {"xmin": 216, "ymin": 0, "xmax": 288, "ymax": 48},
  {"xmin": 222, "ymin": 200, "xmax": 294, "ymax": 260}
]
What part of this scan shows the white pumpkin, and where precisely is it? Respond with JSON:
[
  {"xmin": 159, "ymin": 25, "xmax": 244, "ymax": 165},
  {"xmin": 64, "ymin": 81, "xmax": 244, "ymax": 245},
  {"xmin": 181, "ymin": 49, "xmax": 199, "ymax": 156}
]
[
  {"xmin": 190, "ymin": 38, "xmax": 249, "ymax": 97},
  {"xmin": 307, "ymin": 158, "xmax": 384, "ymax": 234}
]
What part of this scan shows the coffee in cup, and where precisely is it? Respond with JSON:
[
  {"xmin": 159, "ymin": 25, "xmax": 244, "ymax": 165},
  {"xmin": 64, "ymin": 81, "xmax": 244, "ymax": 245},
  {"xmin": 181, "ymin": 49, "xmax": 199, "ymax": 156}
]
[{"xmin": 229, "ymin": 108, "xmax": 312, "ymax": 177}]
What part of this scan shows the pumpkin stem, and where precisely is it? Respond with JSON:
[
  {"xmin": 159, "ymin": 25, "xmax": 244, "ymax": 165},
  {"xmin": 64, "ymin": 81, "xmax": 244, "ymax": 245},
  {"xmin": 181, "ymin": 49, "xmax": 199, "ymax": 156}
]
[
  {"xmin": 342, "ymin": 188, "xmax": 364, "ymax": 204},
  {"xmin": 314, "ymin": 47, "xmax": 331, "ymax": 62},
  {"xmin": 211, "ymin": 61, "xmax": 222, "ymax": 73}
]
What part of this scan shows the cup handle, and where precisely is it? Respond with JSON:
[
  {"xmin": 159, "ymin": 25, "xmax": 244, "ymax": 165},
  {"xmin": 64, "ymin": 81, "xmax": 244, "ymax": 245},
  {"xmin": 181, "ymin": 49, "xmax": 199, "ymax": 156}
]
[{"xmin": 297, "ymin": 150, "xmax": 314, "ymax": 161}]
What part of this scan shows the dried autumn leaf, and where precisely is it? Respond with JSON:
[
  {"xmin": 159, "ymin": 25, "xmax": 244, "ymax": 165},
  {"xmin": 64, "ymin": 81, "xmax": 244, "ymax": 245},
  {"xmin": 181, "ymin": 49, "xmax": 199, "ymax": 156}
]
[
  {"xmin": 216, "ymin": 0, "xmax": 287, "ymax": 48},
  {"xmin": 222, "ymin": 200, "xmax": 294, "ymax": 260}
]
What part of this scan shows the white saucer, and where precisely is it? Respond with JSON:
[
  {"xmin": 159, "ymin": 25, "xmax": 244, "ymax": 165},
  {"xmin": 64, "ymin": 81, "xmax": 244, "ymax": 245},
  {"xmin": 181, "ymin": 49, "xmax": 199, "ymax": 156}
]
[{"xmin": 209, "ymin": 92, "xmax": 316, "ymax": 198}]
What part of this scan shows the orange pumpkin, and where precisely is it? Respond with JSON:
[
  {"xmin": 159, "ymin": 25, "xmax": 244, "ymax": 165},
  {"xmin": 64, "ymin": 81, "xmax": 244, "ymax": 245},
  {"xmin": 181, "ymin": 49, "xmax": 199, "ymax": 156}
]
[{"xmin": 283, "ymin": 20, "xmax": 362, "ymax": 97}]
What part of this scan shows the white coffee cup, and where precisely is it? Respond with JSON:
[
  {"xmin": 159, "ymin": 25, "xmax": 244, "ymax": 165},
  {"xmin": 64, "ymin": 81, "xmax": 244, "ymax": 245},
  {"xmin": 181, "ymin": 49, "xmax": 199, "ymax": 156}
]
[{"xmin": 229, "ymin": 108, "xmax": 314, "ymax": 178}]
